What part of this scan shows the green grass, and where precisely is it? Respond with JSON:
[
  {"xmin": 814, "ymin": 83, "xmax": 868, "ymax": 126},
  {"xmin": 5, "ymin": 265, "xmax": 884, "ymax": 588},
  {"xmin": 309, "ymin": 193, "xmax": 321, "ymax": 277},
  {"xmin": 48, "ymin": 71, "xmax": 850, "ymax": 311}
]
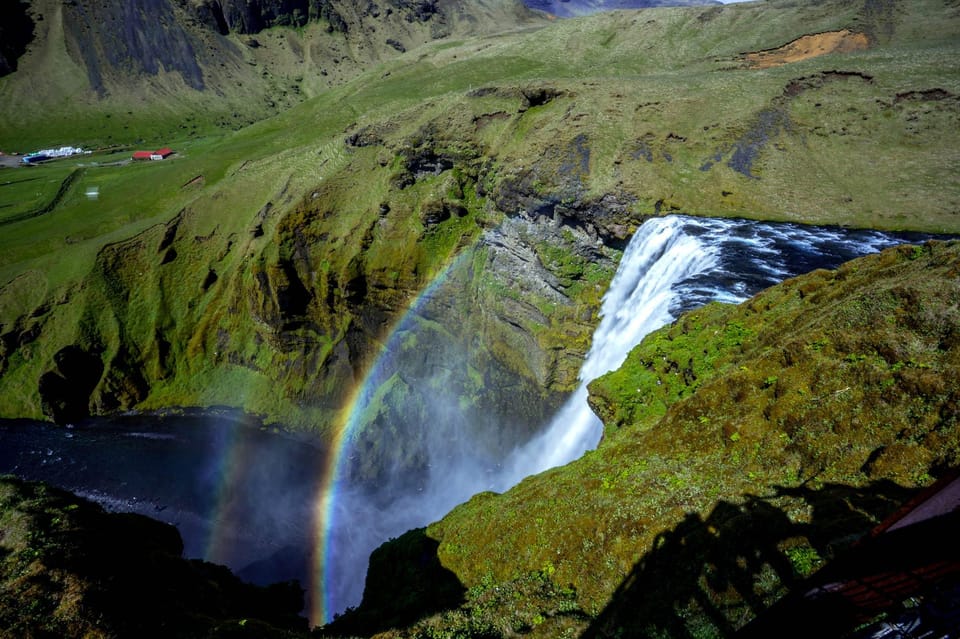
[
  {"xmin": 0, "ymin": 0, "xmax": 958, "ymax": 429},
  {"xmin": 345, "ymin": 241, "xmax": 960, "ymax": 639}
]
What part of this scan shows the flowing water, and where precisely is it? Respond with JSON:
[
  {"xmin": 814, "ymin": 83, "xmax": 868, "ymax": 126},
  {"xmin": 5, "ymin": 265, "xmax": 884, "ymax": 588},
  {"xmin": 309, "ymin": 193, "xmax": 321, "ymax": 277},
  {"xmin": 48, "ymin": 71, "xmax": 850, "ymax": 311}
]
[{"xmin": 0, "ymin": 215, "xmax": 932, "ymax": 623}]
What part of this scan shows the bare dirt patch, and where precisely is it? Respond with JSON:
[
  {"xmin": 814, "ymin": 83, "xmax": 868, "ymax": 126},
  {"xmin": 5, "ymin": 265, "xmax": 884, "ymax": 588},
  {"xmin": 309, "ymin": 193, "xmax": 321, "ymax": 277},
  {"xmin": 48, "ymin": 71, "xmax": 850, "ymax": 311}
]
[
  {"xmin": 0, "ymin": 155, "xmax": 22, "ymax": 169},
  {"xmin": 742, "ymin": 30, "xmax": 870, "ymax": 69}
]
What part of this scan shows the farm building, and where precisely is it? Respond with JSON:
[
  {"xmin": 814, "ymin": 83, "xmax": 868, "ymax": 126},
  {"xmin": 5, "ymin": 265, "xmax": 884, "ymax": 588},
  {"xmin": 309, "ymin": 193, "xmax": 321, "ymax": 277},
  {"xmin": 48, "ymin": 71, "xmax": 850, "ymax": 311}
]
[{"xmin": 132, "ymin": 147, "xmax": 174, "ymax": 161}]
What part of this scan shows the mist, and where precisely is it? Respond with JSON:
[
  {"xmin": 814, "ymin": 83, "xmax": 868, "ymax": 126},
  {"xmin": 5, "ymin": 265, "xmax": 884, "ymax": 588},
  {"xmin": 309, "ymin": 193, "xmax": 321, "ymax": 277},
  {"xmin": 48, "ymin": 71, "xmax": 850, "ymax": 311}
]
[{"xmin": 319, "ymin": 215, "xmax": 928, "ymax": 621}]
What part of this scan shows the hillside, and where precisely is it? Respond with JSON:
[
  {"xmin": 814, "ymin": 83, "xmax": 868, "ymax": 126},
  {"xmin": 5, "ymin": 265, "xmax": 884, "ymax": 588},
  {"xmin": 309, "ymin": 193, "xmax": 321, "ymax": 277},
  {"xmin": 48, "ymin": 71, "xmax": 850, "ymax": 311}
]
[
  {"xmin": 329, "ymin": 239, "xmax": 960, "ymax": 638},
  {"xmin": 1, "ymin": 0, "xmax": 958, "ymax": 443},
  {"xmin": 0, "ymin": 0, "xmax": 546, "ymax": 150}
]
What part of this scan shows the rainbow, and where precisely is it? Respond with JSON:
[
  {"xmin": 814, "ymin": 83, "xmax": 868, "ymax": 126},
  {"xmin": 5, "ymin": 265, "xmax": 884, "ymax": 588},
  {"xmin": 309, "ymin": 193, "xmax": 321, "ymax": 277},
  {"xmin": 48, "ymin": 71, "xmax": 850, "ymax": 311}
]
[
  {"xmin": 308, "ymin": 246, "xmax": 477, "ymax": 625},
  {"xmin": 201, "ymin": 416, "xmax": 275, "ymax": 569}
]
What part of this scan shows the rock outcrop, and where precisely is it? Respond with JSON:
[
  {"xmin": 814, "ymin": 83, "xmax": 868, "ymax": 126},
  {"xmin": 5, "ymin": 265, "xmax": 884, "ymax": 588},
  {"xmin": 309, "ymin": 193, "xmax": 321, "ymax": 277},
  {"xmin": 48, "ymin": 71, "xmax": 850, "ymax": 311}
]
[
  {"xmin": 328, "ymin": 241, "xmax": 960, "ymax": 638},
  {"xmin": 0, "ymin": 0, "xmax": 34, "ymax": 76},
  {"xmin": 0, "ymin": 477, "xmax": 309, "ymax": 638}
]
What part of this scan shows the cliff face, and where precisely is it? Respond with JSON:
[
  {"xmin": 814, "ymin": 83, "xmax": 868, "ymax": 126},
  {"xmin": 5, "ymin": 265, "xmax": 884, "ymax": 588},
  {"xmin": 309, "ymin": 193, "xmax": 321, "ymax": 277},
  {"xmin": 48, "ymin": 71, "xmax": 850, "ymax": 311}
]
[
  {"xmin": 0, "ymin": 1, "xmax": 34, "ymax": 76},
  {"xmin": 62, "ymin": 0, "xmax": 212, "ymax": 96},
  {"xmin": 2, "ymin": 89, "xmax": 625, "ymax": 481},
  {"xmin": 332, "ymin": 241, "xmax": 960, "ymax": 638}
]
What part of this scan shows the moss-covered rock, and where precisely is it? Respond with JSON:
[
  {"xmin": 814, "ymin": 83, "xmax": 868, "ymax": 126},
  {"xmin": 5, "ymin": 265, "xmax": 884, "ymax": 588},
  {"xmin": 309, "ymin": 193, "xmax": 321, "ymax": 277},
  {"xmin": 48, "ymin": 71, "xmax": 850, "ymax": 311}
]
[{"xmin": 331, "ymin": 241, "xmax": 960, "ymax": 638}]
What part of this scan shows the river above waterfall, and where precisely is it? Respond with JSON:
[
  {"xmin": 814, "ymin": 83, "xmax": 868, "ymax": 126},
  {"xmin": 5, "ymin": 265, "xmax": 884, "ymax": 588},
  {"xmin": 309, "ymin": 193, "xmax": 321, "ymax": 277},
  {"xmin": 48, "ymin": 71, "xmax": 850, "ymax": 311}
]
[{"xmin": 0, "ymin": 216, "xmax": 938, "ymax": 623}]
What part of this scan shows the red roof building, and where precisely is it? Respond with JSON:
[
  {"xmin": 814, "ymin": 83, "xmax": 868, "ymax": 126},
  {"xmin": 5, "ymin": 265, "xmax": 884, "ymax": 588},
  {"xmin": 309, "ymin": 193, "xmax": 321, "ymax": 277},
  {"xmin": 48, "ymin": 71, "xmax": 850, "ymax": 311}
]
[{"xmin": 132, "ymin": 148, "xmax": 174, "ymax": 161}]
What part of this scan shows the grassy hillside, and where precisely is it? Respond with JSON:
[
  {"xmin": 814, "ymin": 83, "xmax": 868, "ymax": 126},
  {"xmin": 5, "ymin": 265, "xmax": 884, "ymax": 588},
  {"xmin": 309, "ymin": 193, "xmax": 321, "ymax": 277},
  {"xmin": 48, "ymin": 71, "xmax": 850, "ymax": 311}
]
[
  {"xmin": 0, "ymin": 0, "xmax": 546, "ymax": 151},
  {"xmin": 0, "ymin": 0, "xmax": 958, "ymax": 434},
  {"xmin": 332, "ymin": 240, "xmax": 960, "ymax": 638}
]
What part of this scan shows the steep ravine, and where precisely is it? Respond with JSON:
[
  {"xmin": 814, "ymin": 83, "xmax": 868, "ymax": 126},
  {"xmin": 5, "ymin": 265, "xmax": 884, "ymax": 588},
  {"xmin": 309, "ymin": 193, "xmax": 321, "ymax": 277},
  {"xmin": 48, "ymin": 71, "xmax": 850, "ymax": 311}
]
[
  {"xmin": 0, "ymin": 108, "xmax": 627, "ymax": 469},
  {"xmin": 328, "ymin": 240, "xmax": 960, "ymax": 638}
]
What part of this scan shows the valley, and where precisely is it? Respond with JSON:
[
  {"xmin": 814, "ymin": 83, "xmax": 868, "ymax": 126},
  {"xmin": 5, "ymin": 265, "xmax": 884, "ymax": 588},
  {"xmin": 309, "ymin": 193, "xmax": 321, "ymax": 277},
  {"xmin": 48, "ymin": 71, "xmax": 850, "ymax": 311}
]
[{"xmin": 1, "ymin": 0, "xmax": 959, "ymax": 636}]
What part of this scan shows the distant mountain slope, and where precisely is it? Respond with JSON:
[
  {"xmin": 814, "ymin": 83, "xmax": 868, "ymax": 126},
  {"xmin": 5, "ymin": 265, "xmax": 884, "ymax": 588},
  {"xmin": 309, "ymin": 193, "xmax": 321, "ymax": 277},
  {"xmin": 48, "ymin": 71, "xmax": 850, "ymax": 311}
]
[
  {"xmin": 524, "ymin": 0, "xmax": 719, "ymax": 17},
  {"xmin": 0, "ymin": 0, "xmax": 546, "ymax": 149}
]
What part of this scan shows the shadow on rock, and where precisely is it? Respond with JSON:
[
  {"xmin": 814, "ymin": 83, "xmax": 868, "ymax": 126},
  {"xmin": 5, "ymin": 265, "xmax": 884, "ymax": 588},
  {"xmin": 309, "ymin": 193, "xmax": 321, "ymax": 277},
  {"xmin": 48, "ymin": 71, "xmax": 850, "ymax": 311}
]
[
  {"xmin": 322, "ymin": 527, "xmax": 466, "ymax": 637},
  {"xmin": 581, "ymin": 480, "xmax": 916, "ymax": 639}
]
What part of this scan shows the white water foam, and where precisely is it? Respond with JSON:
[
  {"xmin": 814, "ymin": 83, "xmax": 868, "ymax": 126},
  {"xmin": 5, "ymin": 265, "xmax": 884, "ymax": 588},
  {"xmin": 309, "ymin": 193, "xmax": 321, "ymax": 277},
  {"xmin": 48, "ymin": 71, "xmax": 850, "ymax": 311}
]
[{"xmin": 497, "ymin": 216, "xmax": 719, "ymax": 485}]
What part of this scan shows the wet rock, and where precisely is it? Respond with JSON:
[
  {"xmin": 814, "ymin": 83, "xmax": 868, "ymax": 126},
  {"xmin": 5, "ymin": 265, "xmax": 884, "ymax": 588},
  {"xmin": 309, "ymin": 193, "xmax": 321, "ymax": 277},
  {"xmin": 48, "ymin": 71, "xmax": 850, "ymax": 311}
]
[
  {"xmin": 345, "ymin": 126, "xmax": 384, "ymax": 147},
  {"xmin": 519, "ymin": 86, "xmax": 563, "ymax": 111},
  {"xmin": 0, "ymin": 1, "xmax": 35, "ymax": 77}
]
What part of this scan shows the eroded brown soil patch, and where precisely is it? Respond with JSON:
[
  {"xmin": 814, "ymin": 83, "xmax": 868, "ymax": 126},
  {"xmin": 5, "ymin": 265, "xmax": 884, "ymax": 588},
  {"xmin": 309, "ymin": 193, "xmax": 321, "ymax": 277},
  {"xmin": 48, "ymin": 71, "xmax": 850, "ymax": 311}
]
[{"xmin": 742, "ymin": 30, "xmax": 870, "ymax": 69}]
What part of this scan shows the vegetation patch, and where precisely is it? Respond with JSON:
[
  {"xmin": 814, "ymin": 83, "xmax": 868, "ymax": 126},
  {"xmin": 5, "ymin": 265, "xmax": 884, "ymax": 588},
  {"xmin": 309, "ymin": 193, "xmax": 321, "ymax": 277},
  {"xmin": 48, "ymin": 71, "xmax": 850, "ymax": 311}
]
[{"xmin": 336, "ymin": 242, "xmax": 960, "ymax": 638}]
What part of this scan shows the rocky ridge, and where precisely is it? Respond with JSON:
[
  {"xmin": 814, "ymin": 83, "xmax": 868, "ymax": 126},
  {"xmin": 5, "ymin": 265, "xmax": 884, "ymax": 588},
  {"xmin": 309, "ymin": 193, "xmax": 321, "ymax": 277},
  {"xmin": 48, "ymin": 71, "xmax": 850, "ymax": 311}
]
[{"xmin": 0, "ymin": 476, "xmax": 308, "ymax": 638}]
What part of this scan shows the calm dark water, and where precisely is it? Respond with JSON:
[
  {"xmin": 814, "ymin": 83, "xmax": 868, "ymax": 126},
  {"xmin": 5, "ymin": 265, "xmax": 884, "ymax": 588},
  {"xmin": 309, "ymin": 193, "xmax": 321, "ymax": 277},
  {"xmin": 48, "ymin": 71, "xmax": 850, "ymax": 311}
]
[{"xmin": 0, "ymin": 411, "xmax": 326, "ymax": 588}]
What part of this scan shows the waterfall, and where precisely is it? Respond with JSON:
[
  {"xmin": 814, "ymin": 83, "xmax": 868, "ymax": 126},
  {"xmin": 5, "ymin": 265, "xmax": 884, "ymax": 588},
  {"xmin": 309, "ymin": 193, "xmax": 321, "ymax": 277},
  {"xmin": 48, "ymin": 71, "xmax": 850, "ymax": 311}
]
[
  {"xmin": 497, "ymin": 216, "xmax": 719, "ymax": 485},
  {"xmin": 496, "ymin": 215, "xmax": 923, "ymax": 484},
  {"xmin": 322, "ymin": 214, "xmax": 922, "ymax": 618},
  {"xmin": 3, "ymin": 215, "xmax": 925, "ymax": 624}
]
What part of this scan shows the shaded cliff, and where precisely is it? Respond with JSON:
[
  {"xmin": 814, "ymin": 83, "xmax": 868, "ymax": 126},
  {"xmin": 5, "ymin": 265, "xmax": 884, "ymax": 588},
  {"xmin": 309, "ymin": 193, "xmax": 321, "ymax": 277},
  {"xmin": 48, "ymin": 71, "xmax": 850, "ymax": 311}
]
[
  {"xmin": 329, "ymin": 241, "xmax": 960, "ymax": 637},
  {"xmin": 0, "ymin": 476, "xmax": 308, "ymax": 638},
  {"xmin": 0, "ymin": 1, "xmax": 34, "ymax": 76},
  {"xmin": 0, "ymin": 0, "xmax": 547, "ymax": 148}
]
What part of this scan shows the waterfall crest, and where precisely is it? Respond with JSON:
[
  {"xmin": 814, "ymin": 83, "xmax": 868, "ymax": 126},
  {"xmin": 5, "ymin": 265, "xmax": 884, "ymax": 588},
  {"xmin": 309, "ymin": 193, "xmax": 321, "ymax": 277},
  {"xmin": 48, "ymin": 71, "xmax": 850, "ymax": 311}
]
[{"xmin": 497, "ymin": 216, "xmax": 718, "ymax": 485}]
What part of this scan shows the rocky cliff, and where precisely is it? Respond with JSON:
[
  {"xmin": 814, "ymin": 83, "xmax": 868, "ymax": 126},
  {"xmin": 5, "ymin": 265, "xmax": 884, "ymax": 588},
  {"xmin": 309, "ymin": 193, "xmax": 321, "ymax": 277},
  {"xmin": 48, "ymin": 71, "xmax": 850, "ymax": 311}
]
[
  {"xmin": 0, "ymin": 1, "xmax": 34, "ymax": 77},
  {"xmin": 329, "ymin": 240, "xmax": 960, "ymax": 638}
]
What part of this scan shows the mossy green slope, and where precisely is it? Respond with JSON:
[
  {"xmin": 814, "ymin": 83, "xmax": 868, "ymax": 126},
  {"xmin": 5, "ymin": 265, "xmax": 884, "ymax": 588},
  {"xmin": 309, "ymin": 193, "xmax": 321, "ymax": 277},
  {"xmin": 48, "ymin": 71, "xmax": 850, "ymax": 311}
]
[
  {"xmin": 1, "ymin": 0, "xmax": 959, "ymax": 435},
  {"xmin": 336, "ymin": 241, "xmax": 960, "ymax": 638}
]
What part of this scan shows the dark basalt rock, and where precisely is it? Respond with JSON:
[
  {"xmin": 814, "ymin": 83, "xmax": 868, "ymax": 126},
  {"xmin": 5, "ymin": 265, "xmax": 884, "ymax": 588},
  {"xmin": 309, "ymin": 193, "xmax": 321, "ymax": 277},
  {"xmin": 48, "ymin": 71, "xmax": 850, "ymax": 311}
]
[
  {"xmin": 325, "ymin": 528, "xmax": 466, "ymax": 636},
  {"xmin": 0, "ymin": 0, "xmax": 35, "ymax": 77},
  {"xmin": 62, "ymin": 0, "xmax": 207, "ymax": 95},
  {"xmin": 388, "ymin": 0, "xmax": 440, "ymax": 23},
  {"xmin": 193, "ymin": 0, "xmax": 230, "ymax": 35}
]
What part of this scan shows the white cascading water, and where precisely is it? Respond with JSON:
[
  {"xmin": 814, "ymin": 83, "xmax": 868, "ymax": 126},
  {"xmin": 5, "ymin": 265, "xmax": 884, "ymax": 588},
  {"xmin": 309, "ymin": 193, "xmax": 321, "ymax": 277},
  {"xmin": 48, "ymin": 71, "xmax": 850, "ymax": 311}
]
[
  {"xmin": 322, "ymin": 216, "xmax": 726, "ymax": 617},
  {"xmin": 497, "ymin": 216, "xmax": 719, "ymax": 485}
]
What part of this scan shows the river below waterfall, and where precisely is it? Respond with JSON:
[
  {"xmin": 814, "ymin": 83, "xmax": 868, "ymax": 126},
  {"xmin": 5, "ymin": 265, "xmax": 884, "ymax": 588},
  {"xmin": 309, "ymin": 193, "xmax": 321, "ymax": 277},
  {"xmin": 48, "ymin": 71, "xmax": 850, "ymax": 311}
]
[
  {"xmin": 0, "ymin": 411, "xmax": 326, "ymax": 590},
  {"xmin": 0, "ymin": 216, "xmax": 936, "ymax": 623}
]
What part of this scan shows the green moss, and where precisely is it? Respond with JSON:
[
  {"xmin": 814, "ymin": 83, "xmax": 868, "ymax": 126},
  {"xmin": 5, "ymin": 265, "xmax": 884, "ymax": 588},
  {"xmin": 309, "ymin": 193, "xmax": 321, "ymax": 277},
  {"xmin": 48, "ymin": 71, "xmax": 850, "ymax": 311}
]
[{"xmin": 345, "ymin": 241, "xmax": 960, "ymax": 638}]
